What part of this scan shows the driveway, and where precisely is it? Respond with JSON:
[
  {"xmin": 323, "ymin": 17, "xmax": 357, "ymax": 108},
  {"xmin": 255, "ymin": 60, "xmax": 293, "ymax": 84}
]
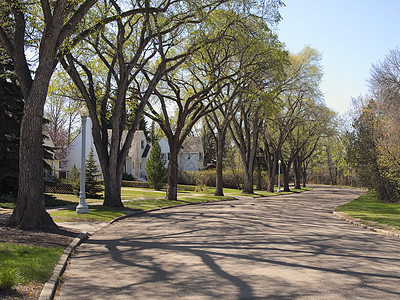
[{"xmin": 57, "ymin": 186, "xmax": 400, "ymax": 299}]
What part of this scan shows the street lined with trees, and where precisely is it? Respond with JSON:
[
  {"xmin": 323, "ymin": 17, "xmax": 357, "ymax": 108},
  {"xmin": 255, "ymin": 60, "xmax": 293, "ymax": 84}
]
[{"xmin": 1, "ymin": 0, "xmax": 399, "ymax": 231}]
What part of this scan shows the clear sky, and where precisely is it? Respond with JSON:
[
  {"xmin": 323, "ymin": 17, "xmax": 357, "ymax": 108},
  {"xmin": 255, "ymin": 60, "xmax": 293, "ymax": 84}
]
[{"xmin": 276, "ymin": 0, "xmax": 400, "ymax": 115}]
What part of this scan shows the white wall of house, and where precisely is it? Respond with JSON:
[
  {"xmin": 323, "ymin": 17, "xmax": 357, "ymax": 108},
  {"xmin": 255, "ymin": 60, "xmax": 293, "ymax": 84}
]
[
  {"xmin": 158, "ymin": 137, "xmax": 204, "ymax": 172},
  {"xmin": 62, "ymin": 118, "xmax": 101, "ymax": 178},
  {"xmin": 61, "ymin": 118, "xmax": 150, "ymax": 181},
  {"xmin": 61, "ymin": 117, "xmax": 204, "ymax": 181}
]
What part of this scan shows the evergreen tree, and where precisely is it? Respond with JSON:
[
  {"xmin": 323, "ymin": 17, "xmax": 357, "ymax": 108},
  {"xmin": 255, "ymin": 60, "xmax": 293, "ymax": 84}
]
[
  {"xmin": 145, "ymin": 142, "xmax": 167, "ymax": 191},
  {"xmin": 0, "ymin": 49, "xmax": 23, "ymax": 197},
  {"xmin": 85, "ymin": 148, "xmax": 103, "ymax": 198},
  {"xmin": 69, "ymin": 164, "xmax": 81, "ymax": 196}
]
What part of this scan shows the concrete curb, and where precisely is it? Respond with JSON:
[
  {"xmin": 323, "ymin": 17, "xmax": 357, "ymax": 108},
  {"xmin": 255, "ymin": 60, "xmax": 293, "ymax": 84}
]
[
  {"xmin": 39, "ymin": 232, "xmax": 89, "ymax": 300},
  {"xmin": 333, "ymin": 210, "xmax": 400, "ymax": 239}
]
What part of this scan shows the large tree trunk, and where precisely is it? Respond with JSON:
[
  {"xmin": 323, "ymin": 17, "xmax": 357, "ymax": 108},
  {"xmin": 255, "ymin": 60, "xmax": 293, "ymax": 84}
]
[
  {"xmin": 242, "ymin": 168, "xmax": 254, "ymax": 194},
  {"xmin": 266, "ymin": 152, "xmax": 277, "ymax": 193},
  {"xmin": 281, "ymin": 161, "xmax": 291, "ymax": 192},
  {"xmin": 214, "ymin": 130, "xmax": 226, "ymax": 196},
  {"xmin": 293, "ymin": 155, "xmax": 301, "ymax": 190},
  {"xmin": 7, "ymin": 72, "xmax": 57, "ymax": 229},
  {"xmin": 214, "ymin": 145, "xmax": 224, "ymax": 196},
  {"xmin": 103, "ymin": 167, "xmax": 123, "ymax": 207},
  {"xmin": 301, "ymin": 163, "xmax": 307, "ymax": 188},
  {"xmin": 166, "ymin": 144, "xmax": 179, "ymax": 201}
]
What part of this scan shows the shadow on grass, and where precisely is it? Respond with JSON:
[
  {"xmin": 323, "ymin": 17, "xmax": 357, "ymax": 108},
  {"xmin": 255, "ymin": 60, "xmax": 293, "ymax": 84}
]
[{"xmin": 44, "ymin": 194, "xmax": 76, "ymax": 207}]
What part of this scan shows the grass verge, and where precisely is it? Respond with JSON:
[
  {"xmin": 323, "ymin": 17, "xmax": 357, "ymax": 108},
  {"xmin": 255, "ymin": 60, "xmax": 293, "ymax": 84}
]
[
  {"xmin": 49, "ymin": 206, "xmax": 131, "ymax": 222},
  {"xmin": 124, "ymin": 195, "xmax": 235, "ymax": 210},
  {"xmin": 0, "ymin": 243, "xmax": 63, "ymax": 290},
  {"xmin": 49, "ymin": 195, "xmax": 235, "ymax": 222},
  {"xmin": 336, "ymin": 190, "xmax": 400, "ymax": 231}
]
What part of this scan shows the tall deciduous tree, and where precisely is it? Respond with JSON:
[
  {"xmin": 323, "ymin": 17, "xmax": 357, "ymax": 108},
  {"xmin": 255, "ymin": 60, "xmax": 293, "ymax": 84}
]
[
  {"xmin": 0, "ymin": 0, "xmax": 98, "ymax": 229},
  {"xmin": 145, "ymin": 9, "xmax": 266, "ymax": 200},
  {"xmin": 205, "ymin": 11, "xmax": 284, "ymax": 196},
  {"xmin": 262, "ymin": 46, "xmax": 323, "ymax": 192},
  {"xmin": 227, "ymin": 23, "xmax": 286, "ymax": 194},
  {"xmin": 61, "ymin": 0, "xmax": 229, "ymax": 206}
]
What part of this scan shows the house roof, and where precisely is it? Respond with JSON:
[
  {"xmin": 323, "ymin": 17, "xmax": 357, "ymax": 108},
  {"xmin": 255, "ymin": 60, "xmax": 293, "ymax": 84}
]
[
  {"xmin": 107, "ymin": 129, "xmax": 145, "ymax": 157},
  {"xmin": 180, "ymin": 136, "xmax": 202, "ymax": 153}
]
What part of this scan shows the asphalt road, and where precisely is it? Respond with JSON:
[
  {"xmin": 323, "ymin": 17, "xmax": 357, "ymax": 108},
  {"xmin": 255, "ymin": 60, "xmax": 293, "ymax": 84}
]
[{"xmin": 57, "ymin": 186, "xmax": 400, "ymax": 299}]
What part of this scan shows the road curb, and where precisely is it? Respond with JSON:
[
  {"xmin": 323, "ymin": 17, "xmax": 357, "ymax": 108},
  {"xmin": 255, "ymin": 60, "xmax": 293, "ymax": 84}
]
[
  {"xmin": 39, "ymin": 232, "xmax": 89, "ymax": 300},
  {"xmin": 333, "ymin": 210, "xmax": 400, "ymax": 239}
]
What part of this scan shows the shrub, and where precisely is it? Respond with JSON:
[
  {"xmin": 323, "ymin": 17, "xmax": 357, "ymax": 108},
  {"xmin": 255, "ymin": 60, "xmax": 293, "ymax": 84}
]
[
  {"xmin": 122, "ymin": 173, "xmax": 135, "ymax": 181},
  {"xmin": 0, "ymin": 194, "xmax": 15, "ymax": 203},
  {"xmin": 145, "ymin": 142, "xmax": 167, "ymax": 190},
  {"xmin": 68, "ymin": 164, "xmax": 80, "ymax": 196},
  {"xmin": 121, "ymin": 180, "xmax": 150, "ymax": 188},
  {"xmin": 67, "ymin": 149, "xmax": 103, "ymax": 198}
]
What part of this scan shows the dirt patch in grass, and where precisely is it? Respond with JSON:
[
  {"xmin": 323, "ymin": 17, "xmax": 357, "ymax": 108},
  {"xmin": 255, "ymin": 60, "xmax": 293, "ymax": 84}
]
[{"xmin": 0, "ymin": 224, "xmax": 79, "ymax": 248}]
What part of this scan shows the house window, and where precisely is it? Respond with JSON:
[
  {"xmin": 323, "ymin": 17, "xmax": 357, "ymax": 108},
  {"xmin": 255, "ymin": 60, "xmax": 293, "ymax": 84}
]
[
  {"xmin": 167, "ymin": 153, "xmax": 170, "ymax": 160},
  {"xmin": 141, "ymin": 140, "xmax": 144, "ymax": 149},
  {"xmin": 188, "ymin": 154, "xmax": 191, "ymax": 160},
  {"xmin": 140, "ymin": 162, "xmax": 142, "ymax": 170},
  {"xmin": 199, "ymin": 152, "xmax": 202, "ymax": 161}
]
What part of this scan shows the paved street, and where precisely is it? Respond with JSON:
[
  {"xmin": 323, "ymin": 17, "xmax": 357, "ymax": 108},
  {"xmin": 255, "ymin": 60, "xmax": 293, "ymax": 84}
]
[{"xmin": 57, "ymin": 186, "xmax": 400, "ymax": 299}]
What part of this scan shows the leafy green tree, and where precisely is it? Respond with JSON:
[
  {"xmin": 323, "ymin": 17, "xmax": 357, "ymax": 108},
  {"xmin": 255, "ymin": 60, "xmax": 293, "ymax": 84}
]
[
  {"xmin": 346, "ymin": 98, "xmax": 399, "ymax": 202},
  {"xmin": 145, "ymin": 142, "xmax": 167, "ymax": 191},
  {"xmin": 85, "ymin": 148, "xmax": 103, "ymax": 198}
]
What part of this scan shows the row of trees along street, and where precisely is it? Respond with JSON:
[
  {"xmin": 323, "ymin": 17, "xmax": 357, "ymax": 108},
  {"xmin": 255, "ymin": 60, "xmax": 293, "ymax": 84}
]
[
  {"xmin": 5, "ymin": 0, "xmax": 397, "ymax": 230},
  {"xmin": 345, "ymin": 49, "xmax": 400, "ymax": 203}
]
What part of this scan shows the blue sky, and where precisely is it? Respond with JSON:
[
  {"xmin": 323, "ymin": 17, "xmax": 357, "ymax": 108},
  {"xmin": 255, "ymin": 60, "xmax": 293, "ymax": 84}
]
[{"xmin": 276, "ymin": 0, "xmax": 400, "ymax": 115}]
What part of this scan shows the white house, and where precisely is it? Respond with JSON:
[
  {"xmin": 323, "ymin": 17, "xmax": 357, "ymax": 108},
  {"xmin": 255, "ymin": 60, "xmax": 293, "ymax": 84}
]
[
  {"xmin": 61, "ymin": 118, "xmax": 150, "ymax": 181},
  {"xmin": 61, "ymin": 117, "xmax": 204, "ymax": 180},
  {"xmin": 158, "ymin": 136, "xmax": 204, "ymax": 172}
]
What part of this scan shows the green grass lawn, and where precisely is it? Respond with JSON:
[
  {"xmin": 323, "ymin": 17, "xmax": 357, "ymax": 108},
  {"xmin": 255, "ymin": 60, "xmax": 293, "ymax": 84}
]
[
  {"xmin": 0, "ymin": 243, "xmax": 64, "ymax": 290},
  {"xmin": 124, "ymin": 195, "xmax": 235, "ymax": 210},
  {"xmin": 49, "ymin": 206, "xmax": 131, "ymax": 222},
  {"xmin": 337, "ymin": 190, "xmax": 400, "ymax": 231}
]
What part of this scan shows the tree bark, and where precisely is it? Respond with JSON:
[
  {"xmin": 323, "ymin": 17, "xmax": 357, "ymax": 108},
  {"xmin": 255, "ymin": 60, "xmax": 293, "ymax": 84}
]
[
  {"xmin": 214, "ymin": 139, "xmax": 225, "ymax": 196},
  {"xmin": 302, "ymin": 170, "xmax": 307, "ymax": 187},
  {"xmin": 266, "ymin": 150, "xmax": 278, "ymax": 193},
  {"xmin": 281, "ymin": 160, "xmax": 291, "ymax": 192},
  {"xmin": 102, "ymin": 164, "xmax": 123, "ymax": 207},
  {"xmin": 7, "ymin": 68, "xmax": 57, "ymax": 229},
  {"xmin": 242, "ymin": 168, "xmax": 254, "ymax": 194},
  {"xmin": 293, "ymin": 155, "xmax": 301, "ymax": 189},
  {"xmin": 166, "ymin": 143, "xmax": 179, "ymax": 201}
]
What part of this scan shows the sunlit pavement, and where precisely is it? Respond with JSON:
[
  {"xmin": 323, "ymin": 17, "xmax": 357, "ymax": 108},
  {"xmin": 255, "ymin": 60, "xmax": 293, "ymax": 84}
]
[{"xmin": 57, "ymin": 186, "xmax": 400, "ymax": 299}]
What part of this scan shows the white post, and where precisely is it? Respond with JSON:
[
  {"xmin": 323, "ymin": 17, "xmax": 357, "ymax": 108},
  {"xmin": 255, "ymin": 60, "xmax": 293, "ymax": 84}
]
[
  {"xmin": 76, "ymin": 106, "xmax": 89, "ymax": 214},
  {"xmin": 277, "ymin": 160, "xmax": 281, "ymax": 192}
]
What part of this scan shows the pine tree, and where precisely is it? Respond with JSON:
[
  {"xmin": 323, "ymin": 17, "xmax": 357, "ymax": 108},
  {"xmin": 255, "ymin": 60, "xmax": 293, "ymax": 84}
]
[
  {"xmin": 145, "ymin": 141, "xmax": 167, "ymax": 191},
  {"xmin": 0, "ymin": 49, "xmax": 23, "ymax": 197},
  {"xmin": 69, "ymin": 164, "xmax": 81, "ymax": 196},
  {"xmin": 85, "ymin": 148, "xmax": 103, "ymax": 198}
]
